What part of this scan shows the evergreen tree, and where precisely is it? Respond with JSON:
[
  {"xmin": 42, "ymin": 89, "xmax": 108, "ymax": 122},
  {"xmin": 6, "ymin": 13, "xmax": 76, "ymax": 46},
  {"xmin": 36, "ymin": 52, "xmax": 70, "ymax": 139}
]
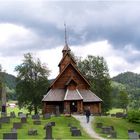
[{"xmin": 15, "ymin": 53, "xmax": 50, "ymax": 114}]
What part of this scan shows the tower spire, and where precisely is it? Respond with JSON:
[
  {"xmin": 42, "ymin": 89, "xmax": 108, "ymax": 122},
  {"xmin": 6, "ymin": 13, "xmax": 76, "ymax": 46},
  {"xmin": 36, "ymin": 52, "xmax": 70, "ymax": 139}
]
[
  {"xmin": 62, "ymin": 23, "xmax": 71, "ymax": 56},
  {"xmin": 64, "ymin": 22, "xmax": 68, "ymax": 45}
]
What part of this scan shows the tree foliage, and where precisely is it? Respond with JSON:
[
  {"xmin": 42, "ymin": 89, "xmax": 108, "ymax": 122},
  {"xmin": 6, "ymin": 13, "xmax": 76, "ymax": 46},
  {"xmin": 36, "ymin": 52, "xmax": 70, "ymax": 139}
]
[
  {"xmin": 77, "ymin": 55, "xmax": 112, "ymax": 113},
  {"xmin": 15, "ymin": 53, "xmax": 50, "ymax": 114}
]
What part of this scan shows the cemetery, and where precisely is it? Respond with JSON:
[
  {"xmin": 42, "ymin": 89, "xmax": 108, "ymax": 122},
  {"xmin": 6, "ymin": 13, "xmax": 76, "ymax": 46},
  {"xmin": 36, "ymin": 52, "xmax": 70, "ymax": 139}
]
[{"xmin": 0, "ymin": 109, "xmax": 90, "ymax": 139}]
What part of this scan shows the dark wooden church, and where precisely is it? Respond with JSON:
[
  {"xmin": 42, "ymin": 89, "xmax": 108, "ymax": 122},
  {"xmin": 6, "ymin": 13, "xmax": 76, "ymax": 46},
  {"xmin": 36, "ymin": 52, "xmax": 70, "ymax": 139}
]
[{"xmin": 42, "ymin": 29, "xmax": 102, "ymax": 114}]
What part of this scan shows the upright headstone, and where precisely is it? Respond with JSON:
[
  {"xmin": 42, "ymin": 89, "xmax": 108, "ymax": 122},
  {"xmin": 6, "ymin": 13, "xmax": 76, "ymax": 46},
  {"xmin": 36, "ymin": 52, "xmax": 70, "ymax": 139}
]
[
  {"xmin": 3, "ymin": 133, "xmax": 17, "ymax": 140},
  {"xmin": 55, "ymin": 106, "xmax": 60, "ymax": 117},
  {"xmin": 0, "ymin": 82, "xmax": 2, "ymax": 113},
  {"xmin": 1, "ymin": 83, "xmax": 7, "ymax": 117}
]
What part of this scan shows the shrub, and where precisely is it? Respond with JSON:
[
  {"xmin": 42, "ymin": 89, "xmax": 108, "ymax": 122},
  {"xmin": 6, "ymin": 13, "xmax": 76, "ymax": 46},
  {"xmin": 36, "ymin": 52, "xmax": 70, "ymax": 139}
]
[{"xmin": 127, "ymin": 110, "xmax": 140, "ymax": 123}]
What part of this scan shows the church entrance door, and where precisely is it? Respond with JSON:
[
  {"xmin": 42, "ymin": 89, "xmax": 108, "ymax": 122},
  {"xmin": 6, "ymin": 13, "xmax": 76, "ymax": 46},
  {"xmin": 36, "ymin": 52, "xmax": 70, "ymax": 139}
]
[{"xmin": 70, "ymin": 101, "xmax": 77, "ymax": 113}]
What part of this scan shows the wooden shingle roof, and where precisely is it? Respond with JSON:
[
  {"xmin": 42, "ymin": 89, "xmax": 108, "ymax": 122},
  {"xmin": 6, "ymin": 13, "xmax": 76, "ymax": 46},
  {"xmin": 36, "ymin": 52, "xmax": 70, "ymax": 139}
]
[
  {"xmin": 42, "ymin": 89, "xmax": 65, "ymax": 101},
  {"xmin": 79, "ymin": 90, "xmax": 102, "ymax": 102}
]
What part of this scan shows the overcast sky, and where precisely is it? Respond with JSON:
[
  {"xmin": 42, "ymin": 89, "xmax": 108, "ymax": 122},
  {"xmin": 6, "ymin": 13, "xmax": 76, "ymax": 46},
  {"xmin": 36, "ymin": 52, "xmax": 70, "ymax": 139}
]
[{"xmin": 0, "ymin": 0, "xmax": 140, "ymax": 79}]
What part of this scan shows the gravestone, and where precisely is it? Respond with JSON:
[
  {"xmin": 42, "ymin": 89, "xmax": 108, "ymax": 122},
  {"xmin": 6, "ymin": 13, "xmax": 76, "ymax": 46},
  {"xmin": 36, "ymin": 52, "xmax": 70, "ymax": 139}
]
[
  {"xmin": 116, "ymin": 112, "xmax": 126, "ymax": 118},
  {"xmin": 18, "ymin": 112, "xmax": 23, "ymax": 116},
  {"xmin": 128, "ymin": 129, "xmax": 134, "ymax": 133},
  {"xmin": 44, "ymin": 122, "xmax": 55, "ymax": 139},
  {"xmin": 11, "ymin": 128, "xmax": 17, "ymax": 133},
  {"xmin": 111, "ymin": 114, "xmax": 116, "ymax": 117},
  {"xmin": 44, "ymin": 113, "xmax": 51, "ymax": 119},
  {"xmin": 10, "ymin": 111, "xmax": 16, "ymax": 118},
  {"xmin": 19, "ymin": 113, "xmax": 26, "ymax": 118},
  {"xmin": 70, "ymin": 126, "xmax": 77, "ymax": 132},
  {"xmin": 21, "ymin": 117, "xmax": 27, "ymax": 123},
  {"xmin": 101, "ymin": 126, "xmax": 112, "ymax": 134},
  {"xmin": 33, "ymin": 120, "xmax": 41, "ymax": 125},
  {"xmin": 3, "ymin": 133, "xmax": 17, "ymax": 140},
  {"xmin": 71, "ymin": 129, "xmax": 82, "ymax": 136},
  {"xmin": 28, "ymin": 129, "xmax": 38, "ymax": 135},
  {"xmin": 128, "ymin": 132, "xmax": 139, "ymax": 139},
  {"xmin": 32, "ymin": 114, "xmax": 40, "ymax": 120},
  {"xmin": 96, "ymin": 123, "xmax": 103, "ymax": 128},
  {"xmin": 0, "ymin": 117, "xmax": 10, "ymax": 123},
  {"xmin": 55, "ymin": 106, "xmax": 60, "ymax": 117},
  {"xmin": 13, "ymin": 122, "xmax": 22, "ymax": 129}
]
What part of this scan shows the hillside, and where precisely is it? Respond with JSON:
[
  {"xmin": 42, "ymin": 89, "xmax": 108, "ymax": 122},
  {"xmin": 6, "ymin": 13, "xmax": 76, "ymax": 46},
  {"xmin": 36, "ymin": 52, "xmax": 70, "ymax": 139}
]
[
  {"xmin": 112, "ymin": 71, "xmax": 140, "ymax": 88},
  {"xmin": 0, "ymin": 72, "xmax": 17, "ymax": 100},
  {"xmin": 111, "ymin": 72, "xmax": 140, "ymax": 109}
]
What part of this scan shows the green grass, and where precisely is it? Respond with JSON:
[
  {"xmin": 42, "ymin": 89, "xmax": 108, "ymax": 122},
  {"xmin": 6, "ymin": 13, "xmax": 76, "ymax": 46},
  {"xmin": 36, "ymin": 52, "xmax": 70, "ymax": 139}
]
[
  {"xmin": 93, "ymin": 116, "xmax": 140, "ymax": 139},
  {"xmin": 0, "ymin": 110, "xmax": 91, "ymax": 139},
  {"xmin": 108, "ymin": 108, "xmax": 123, "ymax": 114}
]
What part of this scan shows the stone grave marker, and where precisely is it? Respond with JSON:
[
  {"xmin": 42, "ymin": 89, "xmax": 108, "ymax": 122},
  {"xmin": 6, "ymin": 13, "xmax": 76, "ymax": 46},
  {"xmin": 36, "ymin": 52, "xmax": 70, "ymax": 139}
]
[
  {"xmin": 44, "ymin": 122, "xmax": 55, "ymax": 139},
  {"xmin": 71, "ymin": 129, "xmax": 82, "ymax": 136},
  {"xmin": 28, "ymin": 129, "xmax": 38, "ymax": 135},
  {"xmin": 44, "ymin": 113, "xmax": 51, "ymax": 119},
  {"xmin": 13, "ymin": 122, "xmax": 22, "ymax": 129},
  {"xmin": 55, "ymin": 106, "xmax": 60, "ymax": 117},
  {"xmin": 101, "ymin": 126, "xmax": 112, "ymax": 134},
  {"xmin": 128, "ymin": 129, "xmax": 134, "ymax": 133},
  {"xmin": 21, "ymin": 117, "xmax": 27, "ymax": 123},
  {"xmin": 11, "ymin": 128, "xmax": 17, "ymax": 133},
  {"xmin": 18, "ymin": 112, "xmax": 23, "ymax": 116},
  {"xmin": 128, "ymin": 132, "xmax": 139, "ymax": 139},
  {"xmin": 19, "ymin": 113, "xmax": 26, "ymax": 118},
  {"xmin": 32, "ymin": 114, "xmax": 40, "ymax": 120},
  {"xmin": 33, "ymin": 120, "xmax": 41, "ymax": 125},
  {"xmin": 3, "ymin": 133, "xmax": 17, "ymax": 140},
  {"xmin": 0, "ymin": 117, "xmax": 10, "ymax": 123},
  {"xmin": 70, "ymin": 126, "xmax": 77, "ymax": 132}
]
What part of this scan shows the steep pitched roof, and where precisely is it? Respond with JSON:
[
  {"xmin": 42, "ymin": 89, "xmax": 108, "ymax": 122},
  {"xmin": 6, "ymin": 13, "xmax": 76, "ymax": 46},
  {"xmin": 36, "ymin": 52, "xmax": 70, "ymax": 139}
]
[
  {"xmin": 64, "ymin": 89, "xmax": 83, "ymax": 100},
  {"xmin": 79, "ymin": 90, "xmax": 102, "ymax": 102},
  {"xmin": 58, "ymin": 51, "xmax": 76, "ymax": 66},
  {"xmin": 42, "ymin": 89, "xmax": 65, "ymax": 101},
  {"xmin": 50, "ymin": 62, "xmax": 90, "ymax": 88}
]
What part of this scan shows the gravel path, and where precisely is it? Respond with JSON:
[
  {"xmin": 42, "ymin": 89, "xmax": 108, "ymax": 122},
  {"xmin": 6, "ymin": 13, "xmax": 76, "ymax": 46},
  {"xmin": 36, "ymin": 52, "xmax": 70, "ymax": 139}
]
[{"xmin": 72, "ymin": 115, "xmax": 106, "ymax": 140}]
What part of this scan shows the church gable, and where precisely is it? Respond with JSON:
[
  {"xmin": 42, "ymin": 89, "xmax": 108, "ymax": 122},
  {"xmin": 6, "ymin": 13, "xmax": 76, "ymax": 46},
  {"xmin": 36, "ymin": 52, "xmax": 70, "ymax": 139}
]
[
  {"xmin": 59, "ymin": 52, "xmax": 76, "ymax": 72},
  {"xmin": 51, "ymin": 63, "xmax": 90, "ymax": 89}
]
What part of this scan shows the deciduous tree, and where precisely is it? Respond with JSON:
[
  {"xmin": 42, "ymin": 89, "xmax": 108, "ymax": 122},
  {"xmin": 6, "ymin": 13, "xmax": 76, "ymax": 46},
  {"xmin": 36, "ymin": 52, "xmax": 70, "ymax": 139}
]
[{"xmin": 15, "ymin": 53, "xmax": 50, "ymax": 114}]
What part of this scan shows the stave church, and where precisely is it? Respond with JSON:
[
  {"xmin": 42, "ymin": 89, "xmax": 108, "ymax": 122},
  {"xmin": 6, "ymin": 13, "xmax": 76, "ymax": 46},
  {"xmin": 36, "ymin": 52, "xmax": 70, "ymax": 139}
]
[{"xmin": 42, "ymin": 28, "xmax": 102, "ymax": 114}]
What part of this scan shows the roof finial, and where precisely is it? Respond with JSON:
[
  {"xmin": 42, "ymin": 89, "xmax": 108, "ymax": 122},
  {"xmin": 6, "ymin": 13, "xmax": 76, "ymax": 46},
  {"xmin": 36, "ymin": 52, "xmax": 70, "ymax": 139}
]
[{"xmin": 64, "ymin": 22, "xmax": 68, "ymax": 45}]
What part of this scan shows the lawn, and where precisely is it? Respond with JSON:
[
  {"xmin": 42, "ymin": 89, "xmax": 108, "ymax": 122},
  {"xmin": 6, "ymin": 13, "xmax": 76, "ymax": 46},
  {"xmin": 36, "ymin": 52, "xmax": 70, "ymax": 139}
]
[
  {"xmin": 0, "ymin": 106, "xmax": 91, "ymax": 139},
  {"xmin": 93, "ymin": 116, "xmax": 140, "ymax": 139}
]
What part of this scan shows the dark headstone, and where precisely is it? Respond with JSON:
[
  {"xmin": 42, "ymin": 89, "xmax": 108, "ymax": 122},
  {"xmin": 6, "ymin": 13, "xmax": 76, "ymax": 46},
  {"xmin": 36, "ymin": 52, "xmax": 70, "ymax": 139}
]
[
  {"xmin": 0, "ymin": 117, "xmax": 10, "ymax": 123},
  {"xmin": 44, "ymin": 113, "xmax": 51, "ymax": 119},
  {"xmin": 33, "ymin": 120, "xmax": 41, "ymax": 125},
  {"xmin": 21, "ymin": 117, "xmax": 27, "ymax": 123},
  {"xmin": 50, "ymin": 122, "xmax": 55, "ymax": 126},
  {"xmin": 13, "ymin": 122, "xmax": 22, "ymax": 129},
  {"xmin": 116, "ymin": 112, "xmax": 127, "ymax": 118},
  {"xmin": 32, "ymin": 114, "xmax": 40, "ymax": 120},
  {"xmin": 101, "ymin": 126, "xmax": 112, "ymax": 134},
  {"xmin": 10, "ymin": 111, "xmax": 16, "ymax": 118},
  {"xmin": 96, "ymin": 123, "xmax": 103, "ymax": 128},
  {"xmin": 3, "ymin": 133, "xmax": 17, "ymax": 140},
  {"xmin": 71, "ymin": 129, "xmax": 82, "ymax": 136},
  {"xmin": 28, "ymin": 129, "xmax": 38, "ymax": 135},
  {"xmin": 70, "ymin": 126, "xmax": 77, "ymax": 132},
  {"xmin": 128, "ymin": 130, "xmax": 134, "ymax": 133},
  {"xmin": 44, "ymin": 122, "xmax": 55, "ymax": 139}
]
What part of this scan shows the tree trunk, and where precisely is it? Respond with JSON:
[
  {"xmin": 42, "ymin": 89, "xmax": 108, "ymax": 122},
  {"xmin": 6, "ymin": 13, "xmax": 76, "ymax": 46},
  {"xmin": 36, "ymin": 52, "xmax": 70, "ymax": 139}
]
[{"xmin": 34, "ymin": 105, "xmax": 38, "ymax": 115}]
